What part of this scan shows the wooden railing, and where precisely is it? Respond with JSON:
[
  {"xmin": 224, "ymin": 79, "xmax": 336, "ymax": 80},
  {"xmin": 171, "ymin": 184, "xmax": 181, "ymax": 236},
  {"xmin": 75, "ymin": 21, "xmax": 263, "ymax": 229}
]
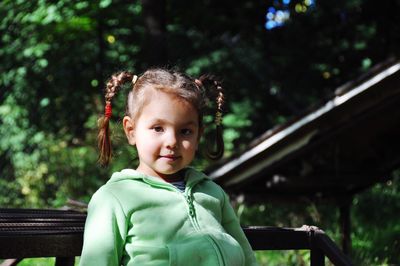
[
  {"xmin": 0, "ymin": 208, "xmax": 353, "ymax": 266},
  {"xmin": 244, "ymin": 226, "xmax": 353, "ymax": 266}
]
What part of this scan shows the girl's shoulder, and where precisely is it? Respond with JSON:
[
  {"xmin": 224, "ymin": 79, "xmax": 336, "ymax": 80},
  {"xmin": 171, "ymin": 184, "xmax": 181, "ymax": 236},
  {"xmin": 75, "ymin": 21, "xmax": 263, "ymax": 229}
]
[
  {"xmin": 88, "ymin": 174, "xmax": 157, "ymax": 215},
  {"xmin": 89, "ymin": 170, "xmax": 151, "ymax": 203},
  {"xmin": 89, "ymin": 178, "xmax": 142, "ymax": 202}
]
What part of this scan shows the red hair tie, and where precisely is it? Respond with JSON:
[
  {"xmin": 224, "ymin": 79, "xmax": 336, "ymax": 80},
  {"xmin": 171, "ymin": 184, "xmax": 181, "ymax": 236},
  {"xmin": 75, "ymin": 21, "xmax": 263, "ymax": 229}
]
[{"xmin": 105, "ymin": 102, "xmax": 112, "ymax": 118}]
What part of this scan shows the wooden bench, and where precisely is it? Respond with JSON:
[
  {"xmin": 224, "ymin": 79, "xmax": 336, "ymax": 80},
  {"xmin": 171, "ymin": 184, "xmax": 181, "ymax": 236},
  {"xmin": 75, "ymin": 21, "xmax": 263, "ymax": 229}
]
[{"xmin": 0, "ymin": 208, "xmax": 353, "ymax": 266}]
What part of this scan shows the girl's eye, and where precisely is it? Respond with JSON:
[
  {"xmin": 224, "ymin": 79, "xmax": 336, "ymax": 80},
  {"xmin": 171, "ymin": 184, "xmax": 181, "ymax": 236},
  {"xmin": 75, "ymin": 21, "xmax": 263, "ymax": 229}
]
[
  {"xmin": 152, "ymin": 126, "xmax": 164, "ymax": 133},
  {"xmin": 181, "ymin": 128, "xmax": 193, "ymax": 135}
]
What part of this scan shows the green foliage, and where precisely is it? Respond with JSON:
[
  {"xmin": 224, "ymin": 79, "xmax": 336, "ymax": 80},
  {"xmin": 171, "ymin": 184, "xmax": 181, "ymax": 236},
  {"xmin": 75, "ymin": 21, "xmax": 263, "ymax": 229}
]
[
  {"xmin": 1, "ymin": 257, "xmax": 80, "ymax": 266},
  {"xmin": 0, "ymin": 94, "xmax": 105, "ymax": 207},
  {"xmin": 255, "ymin": 250, "xmax": 315, "ymax": 266},
  {"xmin": 16, "ymin": 258, "xmax": 55, "ymax": 266},
  {"xmin": 223, "ymin": 100, "xmax": 253, "ymax": 154},
  {"xmin": 351, "ymin": 174, "xmax": 400, "ymax": 265},
  {"xmin": 236, "ymin": 173, "xmax": 400, "ymax": 265}
]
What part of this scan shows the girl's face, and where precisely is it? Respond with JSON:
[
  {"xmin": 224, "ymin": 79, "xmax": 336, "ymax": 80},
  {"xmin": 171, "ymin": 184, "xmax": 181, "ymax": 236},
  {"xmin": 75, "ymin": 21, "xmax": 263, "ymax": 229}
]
[{"xmin": 123, "ymin": 90, "xmax": 201, "ymax": 180}]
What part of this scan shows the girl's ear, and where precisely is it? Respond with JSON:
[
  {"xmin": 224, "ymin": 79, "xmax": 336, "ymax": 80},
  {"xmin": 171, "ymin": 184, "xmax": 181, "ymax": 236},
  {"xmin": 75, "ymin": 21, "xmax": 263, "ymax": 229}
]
[{"xmin": 123, "ymin": 116, "xmax": 136, "ymax": 145}]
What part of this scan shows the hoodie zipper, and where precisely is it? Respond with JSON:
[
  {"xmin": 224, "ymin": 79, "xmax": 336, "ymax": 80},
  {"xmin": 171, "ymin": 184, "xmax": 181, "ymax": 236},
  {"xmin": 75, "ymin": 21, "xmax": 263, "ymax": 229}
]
[
  {"xmin": 143, "ymin": 178, "xmax": 225, "ymax": 266},
  {"xmin": 142, "ymin": 179, "xmax": 199, "ymax": 224},
  {"xmin": 184, "ymin": 186, "xmax": 225, "ymax": 266}
]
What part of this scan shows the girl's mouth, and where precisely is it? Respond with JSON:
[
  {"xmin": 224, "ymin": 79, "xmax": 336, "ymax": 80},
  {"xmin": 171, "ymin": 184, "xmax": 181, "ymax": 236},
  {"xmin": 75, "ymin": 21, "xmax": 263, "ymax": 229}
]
[{"xmin": 160, "ymin": 155, "xmax": 180, "ymax": 161}]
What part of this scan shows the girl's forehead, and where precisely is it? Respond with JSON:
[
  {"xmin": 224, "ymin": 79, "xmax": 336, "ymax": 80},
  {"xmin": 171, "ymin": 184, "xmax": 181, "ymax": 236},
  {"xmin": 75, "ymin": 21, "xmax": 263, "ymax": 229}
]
[
  {"xmin": 139, "ymin": 89, "xmax": 199, "ymax": 121},
  {"xmin": 144, "ymin": 88, "xmax": 193, "ymax": 107}
]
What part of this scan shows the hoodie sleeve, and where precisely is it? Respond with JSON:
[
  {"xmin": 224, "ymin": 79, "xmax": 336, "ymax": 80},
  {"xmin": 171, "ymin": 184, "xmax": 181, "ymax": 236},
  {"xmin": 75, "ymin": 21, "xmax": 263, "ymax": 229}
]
[
  {"xmin": 79, "ymin": 187, "xmax": 128, "ymax": 266},
  {"xmin": 221, "ymin": 191, "xmax": 259, "ymax": 266}
]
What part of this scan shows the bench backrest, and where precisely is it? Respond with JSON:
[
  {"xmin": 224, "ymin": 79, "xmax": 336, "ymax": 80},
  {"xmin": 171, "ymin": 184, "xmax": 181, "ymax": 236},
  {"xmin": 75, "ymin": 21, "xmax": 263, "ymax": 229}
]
[{"xmin": 0, "ymin": 208, "xmax": 352, "ymax": 266}]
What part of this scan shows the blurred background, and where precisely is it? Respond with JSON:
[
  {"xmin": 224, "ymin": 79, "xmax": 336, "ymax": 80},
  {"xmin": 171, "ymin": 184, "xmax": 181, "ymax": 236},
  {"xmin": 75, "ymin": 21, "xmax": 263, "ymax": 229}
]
[{"xmin": 1, "ymin": 0, "xmax": 399, "ymax": 265}]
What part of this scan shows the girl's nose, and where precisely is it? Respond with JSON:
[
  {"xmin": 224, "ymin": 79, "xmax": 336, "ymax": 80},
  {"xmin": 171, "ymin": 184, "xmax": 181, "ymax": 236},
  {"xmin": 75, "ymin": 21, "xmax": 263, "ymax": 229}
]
[{"xmin": 165, "ymin": 131, "xmax": 178, "ymax": 149}]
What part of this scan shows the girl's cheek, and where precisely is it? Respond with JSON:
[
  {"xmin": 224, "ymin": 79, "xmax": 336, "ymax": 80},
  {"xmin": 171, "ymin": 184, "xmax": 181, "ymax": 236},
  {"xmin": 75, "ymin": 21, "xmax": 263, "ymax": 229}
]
[{"xmin": 182, "ymin": 140, "xmax": 197, "ymax": 149}]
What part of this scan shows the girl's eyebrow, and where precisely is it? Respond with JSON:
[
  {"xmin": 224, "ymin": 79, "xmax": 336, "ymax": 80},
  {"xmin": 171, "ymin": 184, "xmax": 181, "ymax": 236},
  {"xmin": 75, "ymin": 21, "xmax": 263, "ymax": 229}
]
[{"xmin": 149, "ymin": 118, "xmax": 197, "ymax": 126}]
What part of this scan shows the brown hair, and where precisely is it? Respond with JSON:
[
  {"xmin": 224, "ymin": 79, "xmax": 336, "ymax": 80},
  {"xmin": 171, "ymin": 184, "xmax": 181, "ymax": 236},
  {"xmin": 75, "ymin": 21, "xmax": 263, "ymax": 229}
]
[{"xmin": 97, "ymin": 68, "xmax": 225, "ymax": 166}]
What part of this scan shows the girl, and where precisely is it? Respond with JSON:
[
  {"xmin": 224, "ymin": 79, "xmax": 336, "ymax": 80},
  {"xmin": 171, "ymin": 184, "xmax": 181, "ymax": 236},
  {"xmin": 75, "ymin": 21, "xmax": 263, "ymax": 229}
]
[{"xmin": 79, "ymin": 69, "xmax": 258, "ymax": 266}]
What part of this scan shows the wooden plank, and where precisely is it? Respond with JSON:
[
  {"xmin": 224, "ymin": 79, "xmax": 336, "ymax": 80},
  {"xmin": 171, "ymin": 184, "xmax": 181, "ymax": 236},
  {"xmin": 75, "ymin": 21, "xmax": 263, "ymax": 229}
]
[
  {"xmin": 243, "ymin": 226, "xmax": 310, "ymax": 250},
  {"xmin": 0, "ymin": 234, "xmax": 83, "ymax": 258}
]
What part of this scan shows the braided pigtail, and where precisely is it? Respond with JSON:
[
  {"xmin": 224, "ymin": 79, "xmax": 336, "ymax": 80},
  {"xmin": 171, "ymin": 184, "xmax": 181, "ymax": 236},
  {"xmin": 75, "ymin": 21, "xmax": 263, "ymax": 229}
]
[
  {"xmin": 197, "ymin": 75, "xmax": 225, "ymax": 160},
  {"xmin": 98, "ymin": 71, "xmax": 137, "ymax": 166}
]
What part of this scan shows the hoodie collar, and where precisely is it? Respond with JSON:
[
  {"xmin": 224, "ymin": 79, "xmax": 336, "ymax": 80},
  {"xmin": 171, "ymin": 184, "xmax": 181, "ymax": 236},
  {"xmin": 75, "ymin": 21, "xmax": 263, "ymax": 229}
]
[{"xmin": 107, "ymin": 167, "xmax": 208, "ymax": 189}]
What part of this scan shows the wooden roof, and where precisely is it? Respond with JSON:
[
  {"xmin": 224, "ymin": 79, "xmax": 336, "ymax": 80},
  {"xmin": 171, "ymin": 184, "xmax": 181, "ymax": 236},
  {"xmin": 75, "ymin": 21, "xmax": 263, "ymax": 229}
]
[{"xmin": 209, "ymin": 59, "xmax": 400, "ymax": 202}]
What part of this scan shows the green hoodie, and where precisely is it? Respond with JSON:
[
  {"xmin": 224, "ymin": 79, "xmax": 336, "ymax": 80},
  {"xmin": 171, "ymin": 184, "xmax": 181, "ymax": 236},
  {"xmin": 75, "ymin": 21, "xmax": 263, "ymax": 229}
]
[{"xmin": 80, "ymin": 168, "xmax": 258, "ymax": 266}]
